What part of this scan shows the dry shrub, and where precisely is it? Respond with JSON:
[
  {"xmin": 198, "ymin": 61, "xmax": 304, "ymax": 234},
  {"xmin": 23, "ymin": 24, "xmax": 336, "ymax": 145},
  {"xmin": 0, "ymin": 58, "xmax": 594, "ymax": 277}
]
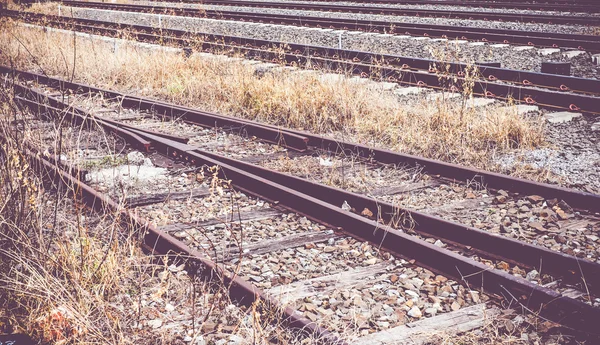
[{"xmin": 0, "ymin": 21, "xmax": 544, "ymax": 169}]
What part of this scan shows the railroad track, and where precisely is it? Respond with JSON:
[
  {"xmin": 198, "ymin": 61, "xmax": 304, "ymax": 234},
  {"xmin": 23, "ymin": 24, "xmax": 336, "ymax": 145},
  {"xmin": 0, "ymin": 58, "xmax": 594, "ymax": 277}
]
[
  {"xmin": 60, "ymin": 0, "xmax": 600, "ymax": 26},
  {"xmin": 54, "ymin": 1, "xmax": 600, "ymax": 53},
  {"xmin": 7, "ymin": 10, "xmax": 600, "ymax": 115},
  {"xmin": 5, "ymin": 66, "xmax": 600, "ymax": 342},
  {"xmin": 55, "ymin": 2, "xmax": 600, "ymax": 53},
  {"xmin": 132, "ymin": 0, "xmax": 600, "ymax": 13}
]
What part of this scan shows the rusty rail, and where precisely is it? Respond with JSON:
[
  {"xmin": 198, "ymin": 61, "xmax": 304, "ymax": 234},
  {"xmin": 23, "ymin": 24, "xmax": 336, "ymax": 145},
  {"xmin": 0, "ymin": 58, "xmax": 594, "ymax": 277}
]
[
  {"xmin": 9, "ymin": 70, "xmax": 600, "ymax": 336},
  {"xmin": 10, "ymin": 91, "xmax": 346, "ymax": 345},
  {"xmin": 5, "ymin": 66, "xmax": 599, "ymax": 213}
]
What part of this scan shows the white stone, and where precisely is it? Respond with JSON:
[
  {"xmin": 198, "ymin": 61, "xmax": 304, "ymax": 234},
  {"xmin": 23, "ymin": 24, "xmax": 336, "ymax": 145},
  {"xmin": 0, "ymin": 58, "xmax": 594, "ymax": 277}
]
[
  {"xmin": 370, "ymin": 82, "xmax": 397, "ymax": 91},
  {"xmin": 407, "ymin": 306, "xmax": 422, "ymax": 318},
  {"xmin": 469, "ymin": 42, "xmax": 487, "ymax": 46},
  {"xmin": 349, "ymin": 76, "xmax": 372, "ymax": 85},
  {"xmin": 503, "ymin": 104, "xmax": 539, "ymax": 115},
  {"xmin": 319, "ymin": 73, "xmax": 346, "ymax": 83},
  {"xmin": 393, "ymin": 87, "xmax": 426, "ymax": 96},
  {"xmin": 490, "ymin": 44, "xmax": 510, "ymax": 48},
  {"xmin": 241, "ymin": 60, "xmax": 262, "ymax": 65},
  {"xmin": 513, "ymin": 46, "xmax": 534, "ymax": 51},
  {"xmin": 147, "ymin": 319, "xmax": 163, "ymax": 328},
  {"xmin": 426, "ymin": 92, "xmax": 461, "ymax": 101},
  {"xmin": 405, "ymin": 290, "xmax": 420, "ymax": 299},
  {"xmin": 562, "ymin": 50, "xmax": 586, "ymax": 58},
  {"xmin": 86, "ymin": 164, "xmax": 167, "ymax": 186},
  {"xmin": 394, "ymin": 35, "xmax": 412, "ymax": 40},
  {"xmin": 466, "ymin": 98, "xmax": 496, "ymax": 108},
  {"xmin": 430, "ymin": 38, "xmax": 448, "ymax": 42},
  {"xmin": 342, "ymin": 201, "xmax": 351, "ymax": 211},
  {"xmin": 319, "ymin": 157, "xmax": 333, "ymax": 167},
  {"xmin": 253, "ymin": 63, "xmax": 280, "ymax": 70},
  {"xmin": 127, "ymin": 151, "xmax": 146, "ymax": 165},
  {"xmin": 411, "ymin": 36, "xmax": 430, "ymax": 41},
  {"xmin": 452, "ymin": 40, "xmax": 468, "ymax": 45},
  {"xmin": 593, "ymin": 54, "xmax": 600, "ymax": 65},
  {"xmin": 591, "ymin": 122, "xmax": 600, "ymax": 131},
  {"xmin": 543, "ymin": 111, "xmax": 582, "ymax": 123},
  {"xmin": 537, "ymin": 48, "xmax": 561, "ymax": 56}
]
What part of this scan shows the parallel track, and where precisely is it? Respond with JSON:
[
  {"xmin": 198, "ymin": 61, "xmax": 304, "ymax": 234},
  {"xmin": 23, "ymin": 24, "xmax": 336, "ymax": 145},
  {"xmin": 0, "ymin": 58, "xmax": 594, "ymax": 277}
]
[
  {"xmin": 60, "ymin": 0, "xmax": 600, "ymax": 25},
  {"xmin": 5, "ymin": 67, "xmax": 600, "ymax": 339},
  {"xmin": 56, "ymin": 1, "xmax": 600, "ymax": 53},
  {"xmin": 8, "ymin": 10, "xmax": 600, "ymax": 114},
  {"xmin": 134, "ymin": 0, "xmax": 600, "ymax": 13}
]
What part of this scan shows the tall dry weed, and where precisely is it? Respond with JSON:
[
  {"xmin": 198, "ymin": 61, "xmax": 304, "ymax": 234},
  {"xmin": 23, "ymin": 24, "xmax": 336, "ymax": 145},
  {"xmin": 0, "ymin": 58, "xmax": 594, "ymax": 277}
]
[{"xmin": 0, "ymin": 20, "xmax": 544, "ymax": 169}]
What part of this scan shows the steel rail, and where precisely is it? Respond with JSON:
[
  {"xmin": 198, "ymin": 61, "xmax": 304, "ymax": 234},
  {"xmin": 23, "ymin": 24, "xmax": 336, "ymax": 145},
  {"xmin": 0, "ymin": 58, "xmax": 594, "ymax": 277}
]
[
  {"xmin": 15, "ymin": 8, "xmax": 600, "ymax": 53},
  {"xmin": 9, "ymin": 90, "xmax": 346, "ymax": 345},
  {"xmin": 47, "ymin": 3, "xmax": 600, "ymax": 52},
  {"xmin": 10, "ymin": 67, "xmax": 600, "ymax": 295},
  {"xmin": 61, "ymin": 0, "xmax": 600, "ymax": 25},
  {"xmin": 12, "ymin": 79, "xmax": 600, "ymax": 336},
  {"xmin": 138, "ymin": 129, "xmax": 600, "ymax": 337},
  {"xmin": 9, "ymin": 12, "xmax": 600, "ymax": 114},
  {"xmin": 142, "ymin": 0, "xmax": 600, "ymax": 13},
  {"xmin": 4, "ymin": 65, "xmax": 600, "ymax": 213},
  {"xmin": 49, "ymin": 2, "xmax": 600, "ymax": 52}
]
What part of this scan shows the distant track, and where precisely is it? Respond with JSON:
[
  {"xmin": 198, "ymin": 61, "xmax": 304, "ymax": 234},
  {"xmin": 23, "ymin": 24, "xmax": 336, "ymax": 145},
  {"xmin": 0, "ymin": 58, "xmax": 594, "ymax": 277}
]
[
  {"xmin": 8, "ymin": 10, "xmax": 600, "ymax": 114},
  {"xmin": 58, "ymin": 1, "xmax": 600, "ymax": 53},
  {"xmin": 62, "ymin": 0, "xmax": 600, "ymax": 25},
  {"xmin": 136, "ymin": 0, "xmax": 600, "ymax": 14}
]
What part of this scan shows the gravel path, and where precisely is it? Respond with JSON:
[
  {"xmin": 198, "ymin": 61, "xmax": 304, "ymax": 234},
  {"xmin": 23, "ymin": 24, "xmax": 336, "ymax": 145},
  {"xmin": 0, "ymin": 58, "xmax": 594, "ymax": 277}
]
[{"xmin": 64, "ymin": 7, "xmax": 600, "ymax": 78}]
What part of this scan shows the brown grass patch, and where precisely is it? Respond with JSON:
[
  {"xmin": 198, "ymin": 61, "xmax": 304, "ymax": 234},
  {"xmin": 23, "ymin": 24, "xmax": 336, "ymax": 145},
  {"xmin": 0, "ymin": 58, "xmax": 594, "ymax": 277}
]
[{"xmin": 0, "ymin": 21, "xmax": 545, "ymax": 170}]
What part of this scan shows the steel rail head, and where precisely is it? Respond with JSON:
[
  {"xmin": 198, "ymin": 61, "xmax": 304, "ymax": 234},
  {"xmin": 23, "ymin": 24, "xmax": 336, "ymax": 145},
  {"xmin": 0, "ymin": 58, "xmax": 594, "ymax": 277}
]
[
  {"xmin": 182, "ymin": 147, "xmax": 600, "ymax": 293},
  {"xmin": 119, "ymin": 95, "xmax": 310, "ymax": 151},
  {"xmin": 125, "ymin": 128, "xmax": 600, "ymax": 336},
  {"xmin": 0, "ymin": 66, "xmax": 309, "ymax": 152},
  {"xmin": 11, "ymin": 83, "xmax": 153, "ymax": 151},
  {"xmin": 10, "ymin": 103, "xmax": 347, "ymax": 345},
  {"xmin": 11, "ymin": 68, "xmax": 600, "ymax": 335},
  {"xmin": 5, "ymin": 66, "xmax": 600, "ymax": 210}
]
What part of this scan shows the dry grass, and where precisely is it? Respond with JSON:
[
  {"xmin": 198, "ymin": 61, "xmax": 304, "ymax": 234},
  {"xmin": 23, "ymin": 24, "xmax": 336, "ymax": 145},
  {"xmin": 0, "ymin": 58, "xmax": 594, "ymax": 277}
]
[{"xmin": 0, "ymin": 20, "xmax": 545, "ymax": 170}]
